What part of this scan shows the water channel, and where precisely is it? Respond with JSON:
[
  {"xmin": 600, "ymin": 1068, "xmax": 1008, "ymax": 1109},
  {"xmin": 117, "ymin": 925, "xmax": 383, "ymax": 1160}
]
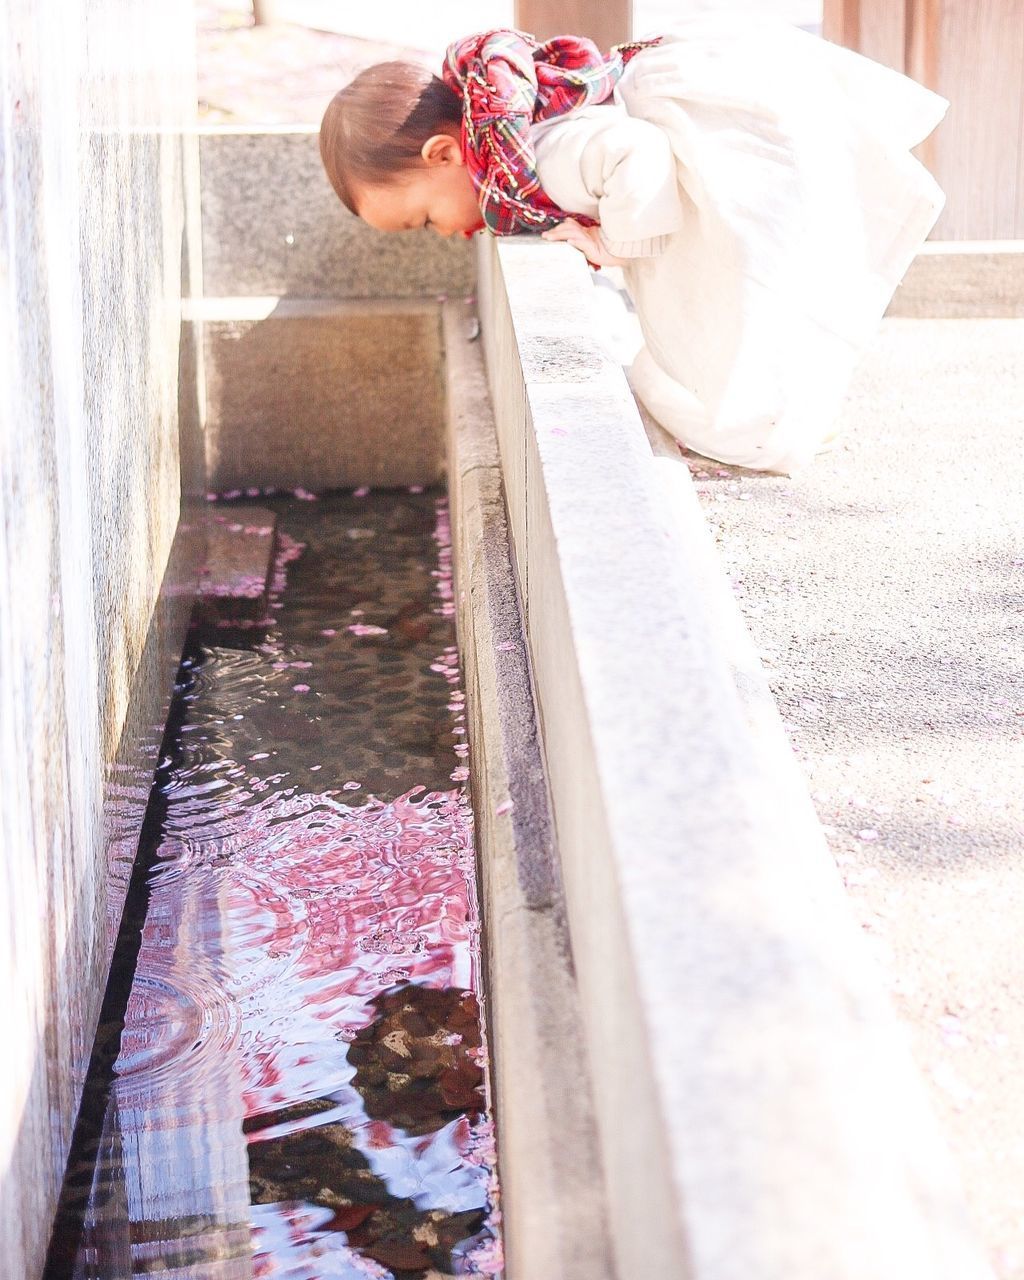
[{"xmin": 45, "ymin": 487, "xmax": 502, "ymax": 1280}]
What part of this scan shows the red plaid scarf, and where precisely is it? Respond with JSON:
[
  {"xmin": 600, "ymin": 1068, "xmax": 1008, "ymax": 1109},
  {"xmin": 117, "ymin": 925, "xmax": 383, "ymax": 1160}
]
[{"xmin": 441, "ymin": 28, "xmax": 662, "ymax": 236}]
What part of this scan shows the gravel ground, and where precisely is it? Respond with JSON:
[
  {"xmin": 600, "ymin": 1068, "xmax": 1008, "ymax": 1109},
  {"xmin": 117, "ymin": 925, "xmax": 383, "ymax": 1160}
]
[
  {"xmin": 699, "ymin": 317, "xmax": 1024, "ymax": 1275},
  {"xmin": 595, "ymin": 289, "xmax": 1024, "ymax": 1276}
]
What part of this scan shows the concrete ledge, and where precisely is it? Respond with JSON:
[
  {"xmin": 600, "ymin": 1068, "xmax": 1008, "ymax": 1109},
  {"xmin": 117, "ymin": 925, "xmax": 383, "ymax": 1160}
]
[
  {"xmin": 886, "ymin": 241, "xmax": 1024, "ymax": 317},
  {"xmin": 443, "ymin": 301, "xmax": 615, "ymax": 1280},
  {"xmin": 187, "ymin": 297, "xmax": 445, "ymax": 489},
  {"xmin": 196, "ymin": 504, "xmax": 277, "ymax": 622},
  {"xmin": 198, "ymin": 126, "xmax": 474, "ymax": 299},
  {"xmin": 478, "ymin": 234, "xmax": 995, "ymax": 1280}
]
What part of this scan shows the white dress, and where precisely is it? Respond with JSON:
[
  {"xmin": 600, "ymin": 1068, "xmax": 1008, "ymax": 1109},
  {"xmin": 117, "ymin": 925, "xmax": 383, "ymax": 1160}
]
[{"xmin": 530, "ymin": 14, "xmax": 950, "ymax": 474}]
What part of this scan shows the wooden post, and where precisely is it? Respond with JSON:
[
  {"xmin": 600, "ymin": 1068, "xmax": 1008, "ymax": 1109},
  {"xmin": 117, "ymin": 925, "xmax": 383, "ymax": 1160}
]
[
  {"xmin": 823, "ymin": 0, "xmax": 1024, "ymax": 239},
  {"xmin": 514, "ymin": 0, "xmax": 632, "ymax": 50},
  {"xmin": 823, "ymin": 0, "xmax": 906, "ymax": 73}
]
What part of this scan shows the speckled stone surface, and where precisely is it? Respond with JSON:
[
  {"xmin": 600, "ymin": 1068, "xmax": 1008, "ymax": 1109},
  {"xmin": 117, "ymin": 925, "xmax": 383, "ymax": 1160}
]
[
  {"xmin": 480, "ymin": 235, "xmax": 996, "ymax": 1280},
  {"xmin": 199, "ymin": 127, "xmax": 475, "ymax": 299},
  {"xmin": 683, "ymin": 317, "xmax": 1024, "ymax": 1278},
  {"xmin": 443, "ymin": 302, "xmax": 615, "ymax": 1280},
  {"xmin": 194, "ymin": 297, "xmax": 446, "ymax": 488},
  {"xmin": 0, "ymin": 4, "xmax": 201, "ymax": 1276}
]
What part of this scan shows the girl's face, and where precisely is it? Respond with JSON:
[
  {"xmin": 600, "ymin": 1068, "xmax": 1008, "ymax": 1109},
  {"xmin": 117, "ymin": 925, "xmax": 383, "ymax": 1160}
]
[{"xmin": 354, "ymin": 131, "xmax": 484, "ymax": 238}]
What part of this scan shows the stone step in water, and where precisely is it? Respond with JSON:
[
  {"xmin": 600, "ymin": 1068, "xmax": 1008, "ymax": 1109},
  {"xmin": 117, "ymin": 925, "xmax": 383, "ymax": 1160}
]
[{"xmin": 197, "ymin": 503, "xmax": 278, "ymax": 620}]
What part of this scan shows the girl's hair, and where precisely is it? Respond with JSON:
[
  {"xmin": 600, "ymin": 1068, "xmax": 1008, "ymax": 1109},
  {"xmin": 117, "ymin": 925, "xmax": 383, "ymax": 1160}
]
[{"xmin": 319, "ymin": 62, "xmax": 463, "ymax": 214}]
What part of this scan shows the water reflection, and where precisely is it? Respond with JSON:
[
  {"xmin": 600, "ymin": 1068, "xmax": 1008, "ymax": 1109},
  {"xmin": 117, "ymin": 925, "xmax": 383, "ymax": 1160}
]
[{"xmin": 50, "ymin": 490, "xmax": 501, "ymax": 1279}]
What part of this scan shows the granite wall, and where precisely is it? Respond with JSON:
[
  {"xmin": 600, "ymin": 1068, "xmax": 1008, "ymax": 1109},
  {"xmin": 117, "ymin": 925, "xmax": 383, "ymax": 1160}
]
[{"xmin": 0, "ymin": 3, "xmax": 202, "ymax": 1276}]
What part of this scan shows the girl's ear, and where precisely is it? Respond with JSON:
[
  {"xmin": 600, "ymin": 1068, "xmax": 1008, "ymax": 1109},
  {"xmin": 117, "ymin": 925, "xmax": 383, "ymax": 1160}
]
[{"xmin": 420, "ymin": 132, "xmax": 462, "ymax": 166}]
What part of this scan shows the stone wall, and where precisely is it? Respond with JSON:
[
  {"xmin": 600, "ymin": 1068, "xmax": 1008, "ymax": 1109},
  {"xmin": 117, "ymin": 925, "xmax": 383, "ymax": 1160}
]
[
  {"xmin": 477, "ymin": 234, "xmax": 995, "ymax": 1280},
  {"xmin": 0, "ymin": 3, "xmax": 202, "ymax": 1276}
]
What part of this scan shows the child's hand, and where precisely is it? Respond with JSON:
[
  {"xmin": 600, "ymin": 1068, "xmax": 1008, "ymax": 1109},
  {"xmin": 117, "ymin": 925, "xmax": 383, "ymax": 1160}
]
[{"xmin": 541, "ymin": 218, "xmax": 629, "ymax": 268}]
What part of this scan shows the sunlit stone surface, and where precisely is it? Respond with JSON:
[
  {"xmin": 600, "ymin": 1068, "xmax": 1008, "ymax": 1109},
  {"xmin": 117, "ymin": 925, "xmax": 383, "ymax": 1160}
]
[{"xmin": 0, "ymin": 3, "xmax": 201, "ymax": 1276}]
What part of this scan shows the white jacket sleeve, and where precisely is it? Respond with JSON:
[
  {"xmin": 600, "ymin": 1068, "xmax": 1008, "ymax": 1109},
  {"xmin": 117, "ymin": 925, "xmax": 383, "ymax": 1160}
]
[{"xmin": 532, "ymin": 107, "xmax": 685, "ymax": 258}]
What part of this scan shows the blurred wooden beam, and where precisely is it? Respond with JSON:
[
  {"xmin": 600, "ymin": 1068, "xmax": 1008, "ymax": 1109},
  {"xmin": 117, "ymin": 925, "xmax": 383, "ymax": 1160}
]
[
  {"xmin": 925, "ymin": 0, "xmax": 1024, "ymax": 238},
  {"xmin": 823, "ymin": 0, "xmax": 905, "ymax": 74},
  {"xmin": 823, "ymin": 0, "xmax": 1024, "ymax": 242},
  {"xmin": 822, "ymin": 0, "xmax": 859, "ymax": 50},
  {"xmin": 515, "ymin": 0, "xmax": 632, "ymax": 50}
]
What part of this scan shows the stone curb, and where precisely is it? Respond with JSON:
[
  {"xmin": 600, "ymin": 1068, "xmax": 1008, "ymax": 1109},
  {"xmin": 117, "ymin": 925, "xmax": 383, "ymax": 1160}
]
[
  {"xmin": 477, "ymin": 234, "xmax": 996, "ymax": 1280},
  {"xmin": 887, "ymin": 240, "xmax": 1024, "ymax": 317},
  {"xmin": 443, "ymin": 301, "xmax": 617, "ymax": 1280}
]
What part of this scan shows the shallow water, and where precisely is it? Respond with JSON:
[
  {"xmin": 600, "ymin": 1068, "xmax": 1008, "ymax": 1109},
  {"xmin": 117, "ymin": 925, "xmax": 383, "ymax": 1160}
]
[{"xmin": 46, "ymin": 488, "xmax": 501, "ymax": 1280}]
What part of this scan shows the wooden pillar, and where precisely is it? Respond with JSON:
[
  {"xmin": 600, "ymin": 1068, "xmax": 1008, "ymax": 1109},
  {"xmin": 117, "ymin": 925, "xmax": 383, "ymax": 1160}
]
[
  {"xmin": 514, "ymin": 0, "xmax": 632, "ymax": 50},
  {"xmin": 823, "ymin": 0, "xmax": 1024, "ymax": 238},
  {"xmin": 823, "ymin": 0, "xmax": 906, "ymax": 74}
]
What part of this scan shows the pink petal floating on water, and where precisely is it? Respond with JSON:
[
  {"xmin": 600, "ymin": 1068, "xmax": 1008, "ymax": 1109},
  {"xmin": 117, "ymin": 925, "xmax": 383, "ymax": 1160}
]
[
  {"xmin": 293, "ymin": 487, "xmax": 318, "ymax": 501},
  {"xmin": 451, "ymin": 766, "xmax": 470, "ymax": 782},
  {"xmin": 250, "ymin": 752, "xmax": 270, "ymax": 760},
  {"xmin": 290, "ymin": 660, "xmax": 312, "ymax": 669},
  {"xmin": 408, "ymin": 484, "xmax": 424, "ymax": 493},
  {"xmin": 380, "ymin": 969, "xmax": 412, "ymax": 988},
  {"xmin": 494, "ymin": 799, "xmax": 514, "ymax": 816},
  {"xmin": 292, "ymin": 683, "xmax": 310, "ymax": 693},
  {"xmin": 348, "ymin": 623, "xmax": 388, "ymax": 637},
  {"xmin": 353, "ymin": 485, "xmax": 370, "ymax": 497},
  {"xmin": 343, "ymin": 780, "xmax": 361, "ymax": 790},
  {"xmin": 320, "ymin": 628, "xmax": 337, "ymax": 636}
]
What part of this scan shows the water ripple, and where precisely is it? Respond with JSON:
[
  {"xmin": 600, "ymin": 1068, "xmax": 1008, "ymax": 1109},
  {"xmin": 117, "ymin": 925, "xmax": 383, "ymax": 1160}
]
[{"xmin": 66, "ymin": 493, "xmax": 501, "ymax": 1279}]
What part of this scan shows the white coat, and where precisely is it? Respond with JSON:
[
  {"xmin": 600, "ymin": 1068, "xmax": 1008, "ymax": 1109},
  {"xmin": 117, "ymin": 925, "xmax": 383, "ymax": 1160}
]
[{"xmin": 529, "ymin": 14, "xmax": 950, "ymax": 473}]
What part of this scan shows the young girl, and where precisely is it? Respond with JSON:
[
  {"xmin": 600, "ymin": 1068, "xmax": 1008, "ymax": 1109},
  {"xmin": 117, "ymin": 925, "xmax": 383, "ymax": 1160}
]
[{"xmin": 319, "ymin": 15, "xmax": 949, "ymax": 474}]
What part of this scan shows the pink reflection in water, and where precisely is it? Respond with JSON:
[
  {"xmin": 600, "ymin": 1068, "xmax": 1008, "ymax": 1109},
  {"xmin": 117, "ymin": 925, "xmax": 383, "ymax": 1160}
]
[{"xmin": 83, "ymin": 494, "xmax": 501, "ymax": 1279}]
